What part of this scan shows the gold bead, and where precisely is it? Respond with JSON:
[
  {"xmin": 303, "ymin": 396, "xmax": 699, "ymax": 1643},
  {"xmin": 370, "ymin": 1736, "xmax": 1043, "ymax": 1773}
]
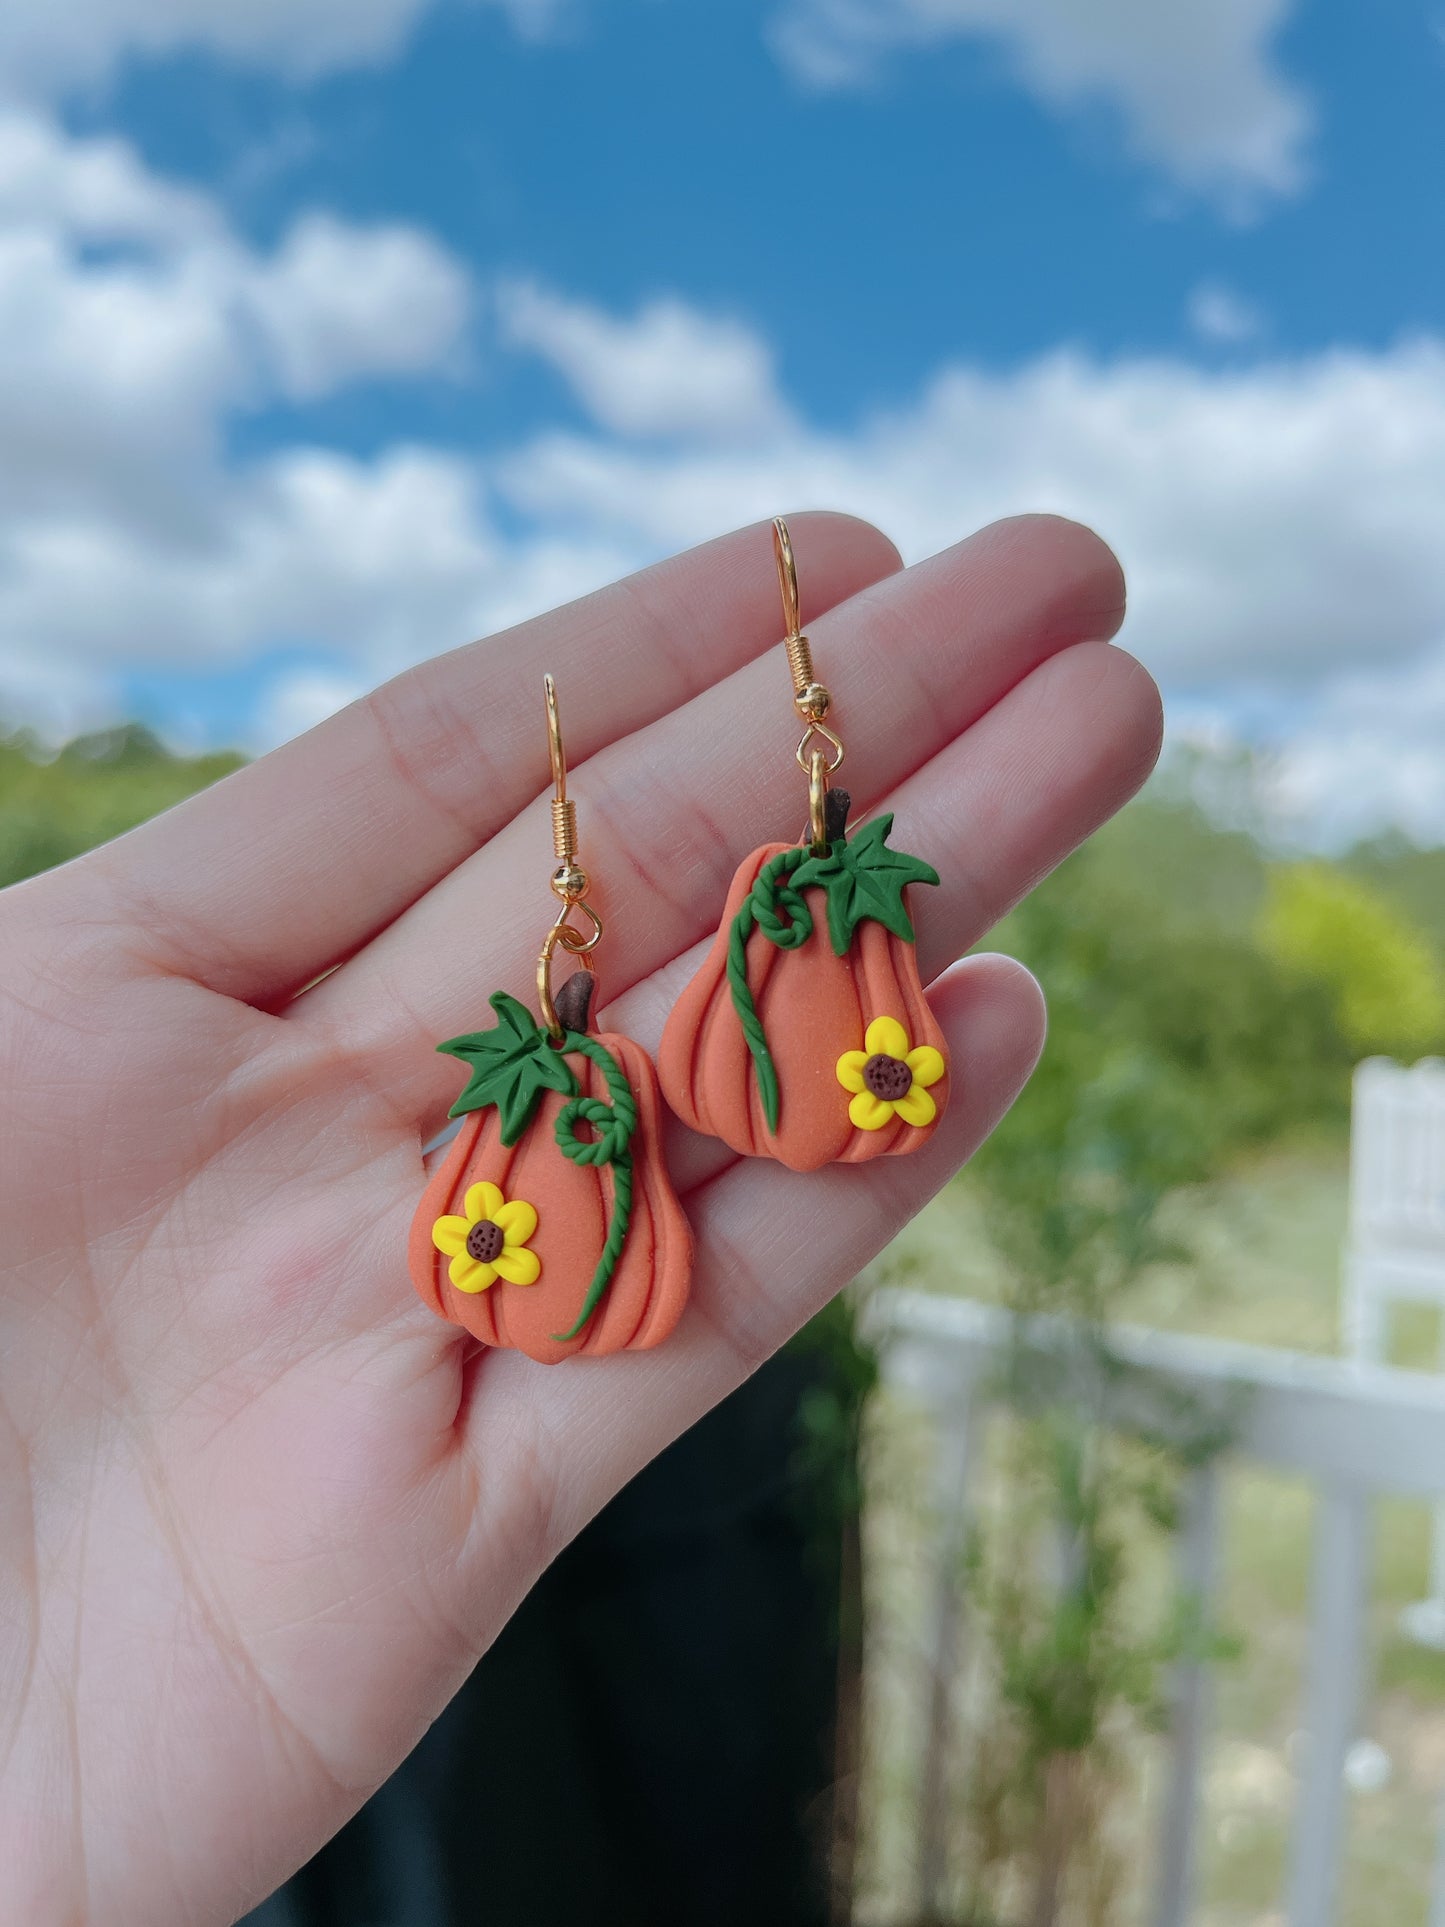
[
  {"xmin": 794, "ymin": 681, "xmax": 831, "ymax": 721},
  {"xmin": 551, "ymin": 863, "xmax": 588, "ymax": 900}
]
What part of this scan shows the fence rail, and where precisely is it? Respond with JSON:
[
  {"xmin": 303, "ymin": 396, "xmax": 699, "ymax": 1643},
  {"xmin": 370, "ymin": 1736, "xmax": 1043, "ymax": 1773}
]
[{"xmin": 869, "ymin": 1290, "xmax": 1445, "ymax": 1926}]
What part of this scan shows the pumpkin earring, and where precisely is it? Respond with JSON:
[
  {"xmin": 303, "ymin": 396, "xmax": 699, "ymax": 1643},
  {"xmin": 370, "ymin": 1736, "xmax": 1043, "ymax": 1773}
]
[
  {"xmin": 409, "ymin": 676, "xmax": 692, "ymax": 1364},
  {"xmin": 659, "ymin": 517, "xmax": 948, "ymax": 1173}
]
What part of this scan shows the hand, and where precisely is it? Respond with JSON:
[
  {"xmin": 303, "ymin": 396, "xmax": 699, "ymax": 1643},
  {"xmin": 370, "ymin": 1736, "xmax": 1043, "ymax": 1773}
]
[{"xmin": 0, "ymin": 512, "xmax": 1157, "ymax": 1924}]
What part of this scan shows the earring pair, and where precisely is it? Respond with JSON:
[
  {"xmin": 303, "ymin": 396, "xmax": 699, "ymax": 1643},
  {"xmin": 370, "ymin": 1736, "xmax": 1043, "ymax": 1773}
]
[{"xmin": 409, "ymin": 519, "xmax": 948, "ymax": 1365}]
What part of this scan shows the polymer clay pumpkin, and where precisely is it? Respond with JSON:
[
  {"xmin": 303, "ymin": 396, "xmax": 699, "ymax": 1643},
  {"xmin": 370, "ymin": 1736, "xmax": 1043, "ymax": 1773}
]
[
  {"xmin": 410, "ymin": 976, "xmax": 691, "ymax": 1364},
  {"xmin": 659, "ymin": 793, "xmax": 948, "ymax": 1173}
]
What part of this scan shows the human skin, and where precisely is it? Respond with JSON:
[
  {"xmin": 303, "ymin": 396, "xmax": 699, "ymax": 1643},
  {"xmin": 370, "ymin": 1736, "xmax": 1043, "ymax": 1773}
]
[{"xmin": 0, "ymin": 510, "xmax": 1159, "ymax": 1924}]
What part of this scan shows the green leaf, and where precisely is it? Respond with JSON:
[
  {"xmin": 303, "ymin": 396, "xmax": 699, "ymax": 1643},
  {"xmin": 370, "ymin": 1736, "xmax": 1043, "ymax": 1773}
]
[
  {"xmin": 795, "ymin": 813, "xmax": 939, "ymax": 955},
  {"xmin": 492, "ymin": 990, "xmax": 539, "ymax": 1040},
  {"xmin": 438, "ymin": 991, "xmax": 578, "ymax": 1141}
]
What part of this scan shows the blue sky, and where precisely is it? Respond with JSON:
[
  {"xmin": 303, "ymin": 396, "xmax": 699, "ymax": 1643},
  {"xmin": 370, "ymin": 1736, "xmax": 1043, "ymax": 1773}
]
[
  {"xmin": 1, "ymin": 0, "xmax": 1444, "ymax": 844},
  {"xmin": 100, "ymin": 2, "xmax": 1444, "ymax": 420}
]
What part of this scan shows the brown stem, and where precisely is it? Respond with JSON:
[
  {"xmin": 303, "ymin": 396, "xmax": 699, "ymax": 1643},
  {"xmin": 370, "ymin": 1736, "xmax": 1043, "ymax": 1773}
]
[
  {"xmin": 554, "ymin": 970, "xmax": 596, "ymax": 1034},
  {"xmin": 825, "ymin": 787, "xmax": 851, "ymax": 847}
]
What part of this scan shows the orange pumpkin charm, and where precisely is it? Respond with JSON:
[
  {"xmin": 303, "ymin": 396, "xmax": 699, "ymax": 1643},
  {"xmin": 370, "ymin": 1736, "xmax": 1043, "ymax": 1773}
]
[
  {"xmin": 659, "ymin": 792, "xmax": 948, "ymax": 1173},
  {"xmin": 410, "ymin": 975, "xmax": 691, "ymax": 1364}
]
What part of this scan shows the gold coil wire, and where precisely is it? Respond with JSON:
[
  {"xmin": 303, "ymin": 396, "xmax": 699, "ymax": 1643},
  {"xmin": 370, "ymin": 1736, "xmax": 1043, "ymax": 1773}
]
[
  {"xmin": 785, "ymin": 630, "xmax": 815, "ymax": 698},
  {"xmin": 551, "ymin": 796, "xmax": 578, "ymax": 866},
  {"xmin": 774, "ymin": 516, "xmax": 833, "ymax": 728},
  {"xmin": 539, "ymin": 673, "xmax": 602, "ymax": 1038}
]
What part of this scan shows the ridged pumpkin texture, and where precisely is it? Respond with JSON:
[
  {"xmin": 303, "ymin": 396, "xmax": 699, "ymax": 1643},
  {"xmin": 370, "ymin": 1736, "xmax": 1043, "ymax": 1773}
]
[
  {"xmin": 409, "ymin": 1032, "xmax": 691, "ymax": 1365},
  {"xmin": 659, "ymin": 840, "xmax": 948, "ymax": 1172}
]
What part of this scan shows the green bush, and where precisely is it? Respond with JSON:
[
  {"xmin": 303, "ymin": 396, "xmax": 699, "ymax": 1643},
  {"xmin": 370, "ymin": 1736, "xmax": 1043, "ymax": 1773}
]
[
  {"xmin": 0, "ymin": 725, "xmax": 243, "ymax": 891},
  {"xmin": 1261, "ymin": 861, "xmax": 1445, "ymax": 1060},
  {"xmin": 934, "ymin": 776, "xmax": 1430, "ymax": 1925}
]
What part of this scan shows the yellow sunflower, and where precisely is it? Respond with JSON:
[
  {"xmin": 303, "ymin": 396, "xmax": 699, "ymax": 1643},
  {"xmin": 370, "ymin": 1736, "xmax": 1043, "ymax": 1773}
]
[
  {"xmin": 431, "ymin": 1181, "xmax": 541, "ymax": 1293},
  {"xmin": 836, "ymin": 1015, "xmax": 945, "ymax": 1131}
]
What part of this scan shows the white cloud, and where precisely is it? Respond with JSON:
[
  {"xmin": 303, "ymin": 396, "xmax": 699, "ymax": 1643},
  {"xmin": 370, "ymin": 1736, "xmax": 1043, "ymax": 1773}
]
[
  {"xmin": 1160, "ymin": 697, "xmax": 1445, "ymax": 854},
  {"xmin": 497, "ymin": 335, "xmax": 1445, "ymax": 702},
  {"xmin": 253, "ymin": 668, "xmax": 374, "ymax": 751},
  {"xmin": 0, "ymin": 0, "xmax": 430, "ymax": 98},
  {"xmin": 0, "ymin": 0, "xmax": 568, "ymax": 101},
  {"xmin": 0, "ymin": 432, "xmax": 635, "ymax": 741},
  {"xmin": 0, "ymin": 110, "xmax": 216, "ymax": 243},
  {"xmin": 484, "ymin": 293, "xmax": 1445, "ymax": 843},
  {"xmin": 498, "ymin": 279, "xmax": 789, "ymax": 441},
  {"xmin": 0, "ymin": 110, "xmax": 493, "ymax": 733},
  {"xmin": 0, "ymin": 223, "xmax": 236, "ymax": 509},
  {"xmin": 0, "ymin": 117, "xmax": 1443, "ymax": 848},
  {"xmin": 0, "ymin": 111, "xmax": 471, "ymax": 516},
  {"xmin": 1188, "ymin": 279, "xmax": 1265, "ymax": 346},
  {"xmin": 0, "ymin": 449, "xmax": 489, "ymax": 674},
  {"xmin": 1252, "ymin": 651, "xmax": 1445, "ymax": 849},
  {"xmin": 244, "ymin": 214, "xmax": 473, "ymax": 400},
  {"xmin": 768, "ymin": 0, "xmax": 1312, "ymax": 208}
]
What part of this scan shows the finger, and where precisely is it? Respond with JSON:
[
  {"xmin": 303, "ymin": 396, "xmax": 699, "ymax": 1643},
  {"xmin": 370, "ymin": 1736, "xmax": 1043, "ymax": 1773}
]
[
  {"xmin": 452, "ymin": 953, "xmax": 1044, "ymax": 1577},
  {"xmin": 76, "ymin": 513, "xmax": 903, "ymax": 1006},
  {"xmin": 315, "ymin": 634, "xmax": 1152, "ymax": 1347},
  {"xmin": 324, "ymin": 637, "xmax": 1155, "ymax": 1345},
  {"xmin": 623, "ymin": 638, "xmax": 1159, "ymax": 1194},
  {"xmin": 304, "ymin": 516, "xmax": 1128, "ymax": 1128}
]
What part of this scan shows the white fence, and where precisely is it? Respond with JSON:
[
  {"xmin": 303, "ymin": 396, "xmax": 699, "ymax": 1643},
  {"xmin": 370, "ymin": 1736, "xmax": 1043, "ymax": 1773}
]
[
  {"xmin": 1345, "ymin": 1059, "xmax": 1445, "ymax": 1634},
  {"xmin": 1345, "ymin": 1057, "xmax": 1445, "ymax": 1364},
  {"xmin": 872, "ymin": 1289, "xmax": 1445, "ymax": 1926}
]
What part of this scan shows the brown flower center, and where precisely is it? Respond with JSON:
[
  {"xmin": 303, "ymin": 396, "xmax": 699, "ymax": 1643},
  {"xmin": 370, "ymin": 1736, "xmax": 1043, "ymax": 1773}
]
[
  {"xmin": 863, "ymin": 1052, "xmax": 912, "ymax": 1102},
  {"xmin": 466, "ymin": 1218, "xmax": 505, "ymax": 1264}
]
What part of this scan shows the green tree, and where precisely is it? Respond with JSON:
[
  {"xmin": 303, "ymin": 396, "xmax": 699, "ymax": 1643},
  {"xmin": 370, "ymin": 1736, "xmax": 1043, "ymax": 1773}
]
[
  {"xmin": 928, "ymin": 794, "xmax": 1332, "ymax": 1926},
  {"xmin": 1261, "ymin": 861, "xmax": 1445, "ymax": 1060},
  {"xmin": 0, "ymin": 725, "xmax": 243, "ymax": 890}
]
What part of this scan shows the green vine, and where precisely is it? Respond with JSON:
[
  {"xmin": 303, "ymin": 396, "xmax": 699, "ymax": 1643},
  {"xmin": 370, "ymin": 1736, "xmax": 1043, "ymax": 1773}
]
[
  {"xmin": 727, "ymin": 846, "xmax": 813, "ymax": 1133},
  {"xmin": 725, "ymin": 813, "xmax": 940, "ymax": 1134},
  {"xmin": 550, "ymin": 1033, "xmax": 638, "ymax": 1341},
  {"xmin": 435, "ymin": 992, "xmax": 639, "ymax": 1341}
]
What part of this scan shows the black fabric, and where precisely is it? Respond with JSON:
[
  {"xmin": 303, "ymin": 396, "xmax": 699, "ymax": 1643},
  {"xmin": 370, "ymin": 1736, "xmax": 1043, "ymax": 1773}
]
[{"xmin": 243, "ymin": 1346, "xmax": 845, "ymax": 1927}]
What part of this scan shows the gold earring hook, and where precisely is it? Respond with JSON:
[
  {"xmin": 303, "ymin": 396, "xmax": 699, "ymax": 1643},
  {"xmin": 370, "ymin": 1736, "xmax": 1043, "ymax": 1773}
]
[
  {"xmin": 774, "ymin": 515, "xmax": 801, "ymax": 643},
  {"xmin": 545, "ymin": 670, "xmax": 567, "ymax": 793},
  {"xmin": 773, "ymin": 516, "xmax": 844, "ymax": 852},
  {"xmin": 544, "ymin": 671, "xmax": 584, "ymax": 897},
  {"xmin": 537, "ymin": 673, "xmax": 602, "ymax": 1042}
]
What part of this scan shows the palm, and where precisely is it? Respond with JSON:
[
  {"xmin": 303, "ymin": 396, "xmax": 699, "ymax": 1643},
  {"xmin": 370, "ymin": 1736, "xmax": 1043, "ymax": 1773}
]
[{"xmin": 0, "ymin": 512, "xmax": 1156, "ymax": 1925}]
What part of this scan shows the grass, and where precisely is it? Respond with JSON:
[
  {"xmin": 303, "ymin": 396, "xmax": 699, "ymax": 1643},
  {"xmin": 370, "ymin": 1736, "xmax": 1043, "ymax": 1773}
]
[{"xmin": 855, "ymin": 1144, "xmax": 1445, "ymax": 1925}]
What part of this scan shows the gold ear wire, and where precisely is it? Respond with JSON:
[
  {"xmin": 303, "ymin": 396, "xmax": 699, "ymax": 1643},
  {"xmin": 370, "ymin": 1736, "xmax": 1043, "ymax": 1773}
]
[
  {"xmin": 537, "ymin": 674, "xmax": 602, "ymax": 1042},
  {"xmin": 773, "ymin": 517, "xmax": 844, "ymax": 853},
  {"xmin": 544, "ymin": 671, "xmax": 583, "ymax": 897}
]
